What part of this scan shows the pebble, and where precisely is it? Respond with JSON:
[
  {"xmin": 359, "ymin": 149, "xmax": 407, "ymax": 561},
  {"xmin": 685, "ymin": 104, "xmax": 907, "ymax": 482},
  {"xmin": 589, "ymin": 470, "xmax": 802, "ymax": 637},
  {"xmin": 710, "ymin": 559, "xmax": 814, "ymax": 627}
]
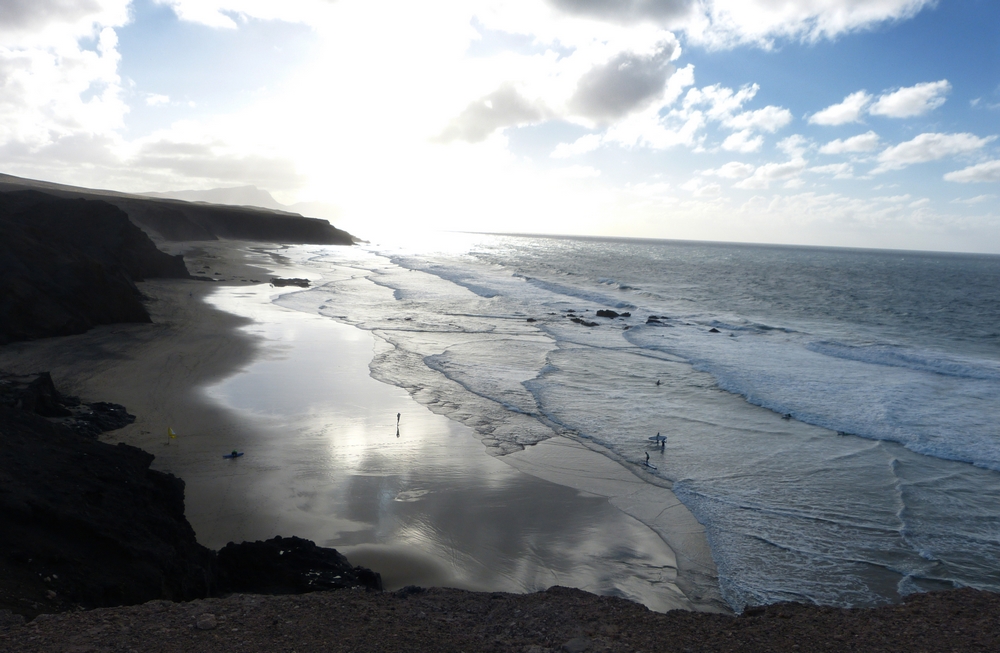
[{"xmin": 195, "ymin": 614, "xmax": 217, "ymax": 630}]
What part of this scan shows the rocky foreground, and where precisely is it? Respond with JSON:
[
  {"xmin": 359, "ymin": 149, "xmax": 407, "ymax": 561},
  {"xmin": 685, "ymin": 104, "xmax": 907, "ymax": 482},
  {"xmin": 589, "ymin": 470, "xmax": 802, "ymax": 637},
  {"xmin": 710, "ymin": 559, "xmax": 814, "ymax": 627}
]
[{"xmin": 2, "ymin": 585, "xmax": 998, "ymax": 652}]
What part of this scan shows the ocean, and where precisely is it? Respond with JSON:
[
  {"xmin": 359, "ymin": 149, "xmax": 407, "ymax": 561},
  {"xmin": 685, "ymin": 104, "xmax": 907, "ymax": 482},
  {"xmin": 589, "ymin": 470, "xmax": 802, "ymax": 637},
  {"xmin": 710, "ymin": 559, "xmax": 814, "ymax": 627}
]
[{"xmin": 272, "ymin": 233, "xmax": 1000, "ymax": 611}]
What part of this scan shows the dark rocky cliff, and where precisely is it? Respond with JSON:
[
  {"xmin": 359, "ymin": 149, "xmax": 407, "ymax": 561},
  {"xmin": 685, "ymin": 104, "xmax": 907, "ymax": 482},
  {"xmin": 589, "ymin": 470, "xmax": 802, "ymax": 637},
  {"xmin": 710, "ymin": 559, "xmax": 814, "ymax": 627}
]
[
  {"xmin": 0, "ymin": 191, "xmax": 190, "ymax": 345},
  {"xmin": 0, "ymin": 173, "xmax": 356, "ymax": 245},
  {"xmin": 0, "ymin": 373, "xmax": 381, "ymax": 619}
]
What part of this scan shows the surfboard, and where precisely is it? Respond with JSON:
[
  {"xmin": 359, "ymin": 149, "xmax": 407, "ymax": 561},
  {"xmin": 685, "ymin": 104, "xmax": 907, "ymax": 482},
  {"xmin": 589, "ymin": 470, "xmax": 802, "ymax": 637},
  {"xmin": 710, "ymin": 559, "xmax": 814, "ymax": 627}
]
[
  {"xmin": 643, "ymin": 461, "xmax": 657, "ymax": 469},
  {"xmin": 648, "ymin": 435, "xmax": 666, "ymax": 443},
  {"xmin": 223, "ymin": 452, "xmax": 244, "ymax": 459}
]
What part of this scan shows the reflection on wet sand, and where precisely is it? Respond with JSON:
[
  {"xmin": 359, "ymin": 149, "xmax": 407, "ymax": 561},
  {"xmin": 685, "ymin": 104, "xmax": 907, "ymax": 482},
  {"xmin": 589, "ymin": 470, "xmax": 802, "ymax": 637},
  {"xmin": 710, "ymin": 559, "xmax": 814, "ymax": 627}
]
[{"xmin": 195, "ymin": 284, "xmax": 719, "ymax": 612}]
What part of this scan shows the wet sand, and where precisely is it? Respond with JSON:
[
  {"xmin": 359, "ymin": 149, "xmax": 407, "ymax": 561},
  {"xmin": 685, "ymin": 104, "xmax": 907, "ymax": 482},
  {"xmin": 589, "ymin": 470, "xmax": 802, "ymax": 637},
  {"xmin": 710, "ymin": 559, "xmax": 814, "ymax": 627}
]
[{"xmin": 0, "ymin": 240, "xmax": 724, "ymax": 614}]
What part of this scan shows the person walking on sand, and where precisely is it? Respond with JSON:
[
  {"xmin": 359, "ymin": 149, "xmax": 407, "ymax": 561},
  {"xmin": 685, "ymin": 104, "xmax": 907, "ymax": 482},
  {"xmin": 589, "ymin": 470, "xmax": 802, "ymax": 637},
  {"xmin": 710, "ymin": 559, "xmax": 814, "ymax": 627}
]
[
  {"xmin": 645, "ymin": 451, "xmax": 650, "ymax": 465},
  {"xmin": 397, "ymin": 412, "xmax": 401, "ymax": 425}
]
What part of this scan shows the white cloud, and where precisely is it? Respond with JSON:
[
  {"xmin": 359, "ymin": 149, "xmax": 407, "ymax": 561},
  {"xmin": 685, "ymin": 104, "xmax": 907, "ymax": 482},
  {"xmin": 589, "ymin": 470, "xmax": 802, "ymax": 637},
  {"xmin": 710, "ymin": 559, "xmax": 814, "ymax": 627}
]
[
  {"xmin": 874, "ymin": 133, "xmax": 996, "ymax": 173},
  {"xmin": 544, "ymin": 0, "xmax": 936, "ymax": 49},
  {"xmin": 778, "ymin": 134, "xmax": 810, "ymax": 158},
  {"xmin": 809, "ymin": 163, "xmax": 854, "ymax": 179},
  {"xmin": 819, "ymin": 131, "xmax": 880, "ymax": 154},
  {"xmin": 869, "ymin": 80, "xmax": 950, "ymax": 118},
  {"xmin": 685, "ymin": 0, "xmax": 935, "ymax": 48},
  {"xmin": 808, "ymin": 91, "xmax": 871, "ymax": 125},
  {"xmin": 145, "ymin": 93, "xmax": 171, "ymax": 106},
  {"xmin": 683, "ymin": 82, "xmax": 758, "ymax": 122},
  {"xmin": 951, "ymin": 194, "xmax": 997, "ymax": 204},
  {"xmin": 551, "ymin": 133, "xmax": 604, "ymax": 158},
  {"xmin": 735, "ymin": 158, "xmax": 807, "ymax": 189},
  {"xmin": 702, "ymin": 161, "xmax": 755, "ymax": 178},
  {"xmin": 681, "ymin": 178, "xmax": 722, "ymax": 197},
  {"xmin": 552, "ymin": 164, "xmax": 602, "ymax": 178},
  {"xmin": 944, "ymin": 160, "xmax": 1000, "ymax": 183},
  {"xmin": 0, "ymin": 25, "xmax": 128, "ymax": 152},
  {"xmin": 727, "ymin": 105, "xmax": 792, "ymax": 133},
  {"xmin": 151, "ymin": 0, "xmax": 338, "ymax": 29},
  {"xmin": 721, "ymin": 129, "xmax": 763, "ymax": 153}
]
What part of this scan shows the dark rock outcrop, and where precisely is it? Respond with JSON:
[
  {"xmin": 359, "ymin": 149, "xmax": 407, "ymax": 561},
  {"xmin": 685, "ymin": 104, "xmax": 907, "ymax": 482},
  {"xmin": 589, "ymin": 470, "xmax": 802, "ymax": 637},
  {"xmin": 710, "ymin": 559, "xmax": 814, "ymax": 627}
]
[
  {"xmin": 0, "ymin": 191, "xmax": 190, "ymax": 344},
  {"xmin": 217, "ymin": 536, "xmax": 382, "ymax": 595},
  {"xmin": 0, "ymin": 372, "xmax": 135, "ymax": 438},
  {"xmin": 596, "ymin": 310, "xmax": 620, "ymax": 318},
  {"xmin": 270, "ymin": 277, "xmax": 311, "ymax": 287},
  {"xmin": 0, "ymin": 400, "xmax": 215, "ymax": 616},
  {"xmin": 0, "ymin": 373, "xmax": 382, "ymax": 618},
  {"xmin": 570, "ymin": 317, "xmax": 598, "ymax": 327},
  {"xmin": 709, "ymin": 327, "xmax": 721, "ymax": 333}
]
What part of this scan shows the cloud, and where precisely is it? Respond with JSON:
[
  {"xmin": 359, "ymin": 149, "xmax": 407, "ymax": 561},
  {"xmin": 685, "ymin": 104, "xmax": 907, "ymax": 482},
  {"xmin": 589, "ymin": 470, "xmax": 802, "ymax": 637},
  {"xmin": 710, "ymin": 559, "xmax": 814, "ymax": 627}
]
[
  {"xmin": 702, "ymin": 161, "xmax": 755, "ymax": 178},
  {"xmin": 145, "ymin": 93, "xmax": 171, "ymax": 106},
  {"xmin": 551, "ymin": 133, "xmax": 603, "ymax": 158},
  {"xmin": 151, "ymin": 1, "xmax": 350, "ymax": 30},
  {"xmin": 676, "ymin": 82, "xmax": 790, "ymax": 150},
  {"xmin": 548, "ymin": 0, "xmax": 695, "ymax": 23},
  {"xmin": 819, "ymin": 131, "xmax": 880, "ymax": 154},
  {"xmin": 436, "ymin": 83, "xmax": 549, "ymax": 143},
  {"xmin": 131, "ymin": 136, "xmax": 306, "ymax": 188},
  {"xmin": 1, "ymin": 0, "xmax": 102, "ymax": 31},
  {"xmin": 778, "ymin": 134, "xmax": 810, "ymax": 158},
  {"xmin": 685, "ymin": 0, "xmax": 936, "ymax": 49},
  {"xmin": 681, "ymin": 178, "xmax": 721, "ymax": 197},
  {"xmin": 568, "ymin": 40, "xmax": 676, "ymax": 121},
  {"xmin": 734, "ymin": 158, "xmax": 807, "ymax": 189},
  {"xmin": 951, "ymin": 194, "xmax": 997, "ymax": 204},
  {"xmin": 0, "ymin": 25, "xmax": 127, "ymax": 150},
  {"xmin": 869, "ymin": 80, "xmax": 950, "ymax": 118},
  {"xmin": 944, "ymin": 160, "xmax": 1000, "ymax": 183},
  {"xmin": 0, "ymin": 0, "xmax": 129, "ymax": 45},
  {"xmin": 721, "ymin": 129, "xmax": 763, "ymax": 153},
  {"xmin": 875, "ymin": 133, "xmax": 996, "ymax": 172},
  {"xmin": 809, "ymin": 163, "xmax": 854, "ymax": 179},
  {"xmin": 808, "ymin": 91, "xmax": 871, "ymax": 125},
  {"xmin": 547, "ymin": 0, "xmax": 937, "ymax": 49},
  {"xmin": 727, "ymin": 105, "xmax": 792, "ymax": 133}
]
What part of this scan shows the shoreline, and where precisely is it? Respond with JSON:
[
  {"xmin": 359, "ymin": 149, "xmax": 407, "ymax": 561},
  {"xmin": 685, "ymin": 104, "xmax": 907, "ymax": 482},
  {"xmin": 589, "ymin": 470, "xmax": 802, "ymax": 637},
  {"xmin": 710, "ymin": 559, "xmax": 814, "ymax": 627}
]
[{"xmin": 0, "ymin": 239, "xmax": 724, "ymax": 614}]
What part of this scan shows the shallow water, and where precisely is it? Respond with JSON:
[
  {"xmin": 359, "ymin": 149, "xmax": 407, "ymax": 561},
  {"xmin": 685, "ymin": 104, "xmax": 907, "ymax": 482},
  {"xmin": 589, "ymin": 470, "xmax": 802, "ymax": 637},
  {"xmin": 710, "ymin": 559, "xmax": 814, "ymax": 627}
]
[
  {"xmin": 266, "ymin": 235, "xmax": 1000, "ymax": 610},
  {"xmin": 200, "ymin": 285, "xmax": 705, "ymax": 612}
]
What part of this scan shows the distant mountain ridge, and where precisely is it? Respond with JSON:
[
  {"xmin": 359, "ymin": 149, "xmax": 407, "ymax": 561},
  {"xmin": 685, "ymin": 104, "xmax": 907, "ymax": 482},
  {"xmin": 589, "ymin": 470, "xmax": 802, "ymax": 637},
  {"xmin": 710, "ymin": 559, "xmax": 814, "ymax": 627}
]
[
  {"xmin": 141, "ymin": 185, "xmax": 342, "ymax": 224},
  {"xmin": 141, "ymin": 186, "xmax": 287, "ymax": 211}
]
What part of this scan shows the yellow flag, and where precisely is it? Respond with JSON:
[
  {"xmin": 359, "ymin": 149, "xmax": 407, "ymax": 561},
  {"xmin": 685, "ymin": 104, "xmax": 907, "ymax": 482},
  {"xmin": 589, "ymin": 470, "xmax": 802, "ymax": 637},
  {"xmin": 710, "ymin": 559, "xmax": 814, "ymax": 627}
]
[{"xmin": 168, "ymin": 427, "xmax": 177, "ymax": 439}]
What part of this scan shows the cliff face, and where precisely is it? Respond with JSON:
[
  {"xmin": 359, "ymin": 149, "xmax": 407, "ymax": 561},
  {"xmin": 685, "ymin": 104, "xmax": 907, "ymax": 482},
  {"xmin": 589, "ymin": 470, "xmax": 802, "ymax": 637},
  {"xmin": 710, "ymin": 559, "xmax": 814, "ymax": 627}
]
[
  {"xmin": 0, "ymin": 387, "xmax": 216, "ymax": 615},
  {"xmin": 0, "ymin": 173, "xmax": 357, "ymax": 245},
  {"xmin": 113, "ymin": 197, "xmax": 356, "ymax": 244},
  {"xmin": 0, "ymin": 191, "xmax": 191, "ymax": 345}
]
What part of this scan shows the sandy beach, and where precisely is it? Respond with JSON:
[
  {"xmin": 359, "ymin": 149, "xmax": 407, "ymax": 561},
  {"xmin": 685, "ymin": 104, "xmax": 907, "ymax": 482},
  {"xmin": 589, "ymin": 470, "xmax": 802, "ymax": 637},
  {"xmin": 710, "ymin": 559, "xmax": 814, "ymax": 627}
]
[{"xmin": 0, "ymin": 240, "xmax": 724, "ymax": 614}]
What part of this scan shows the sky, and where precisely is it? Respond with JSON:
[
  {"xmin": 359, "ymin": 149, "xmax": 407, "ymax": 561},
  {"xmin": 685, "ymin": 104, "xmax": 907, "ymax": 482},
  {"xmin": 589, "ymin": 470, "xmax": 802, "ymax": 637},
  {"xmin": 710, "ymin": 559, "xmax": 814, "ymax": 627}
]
[{"xmin": 1, "ymin": 0, "xmax": 998, "ymax": 251}]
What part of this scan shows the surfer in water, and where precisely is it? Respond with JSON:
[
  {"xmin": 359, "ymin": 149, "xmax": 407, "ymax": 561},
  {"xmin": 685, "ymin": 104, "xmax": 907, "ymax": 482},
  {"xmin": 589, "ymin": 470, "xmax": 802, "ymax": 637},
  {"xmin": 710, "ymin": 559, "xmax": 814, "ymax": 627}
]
[{"xmin": 645, "ymin": 452, "xmax": 650, "ymax": 465}]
